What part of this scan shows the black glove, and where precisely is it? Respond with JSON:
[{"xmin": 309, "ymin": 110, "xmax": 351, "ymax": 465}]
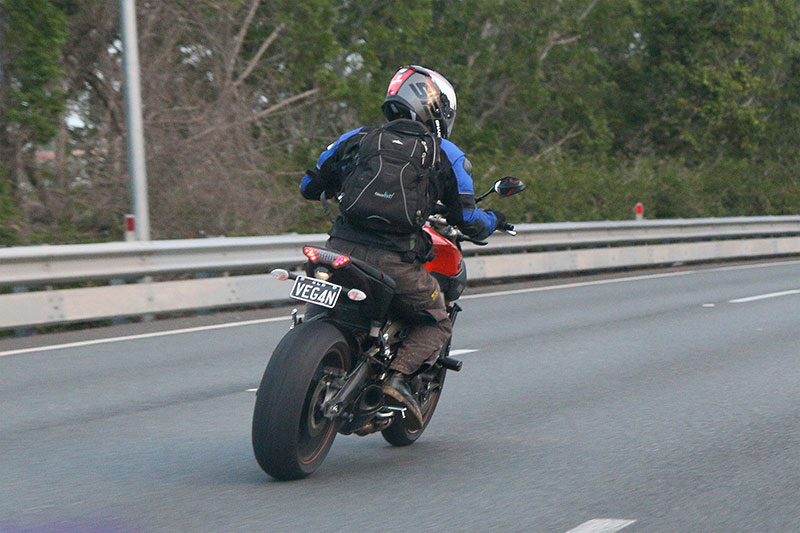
[{"xmin": 488, "ymin": 209, "xmax": 506, "ymax": 231}]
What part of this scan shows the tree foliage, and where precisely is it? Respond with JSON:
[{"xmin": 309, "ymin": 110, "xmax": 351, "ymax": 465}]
[
  {"xmin": 0, "ymin": 0, "xmax": 68, "ymax": 244},
  {"xmin": 1, "ymin": 0, "xmax": 799, "ymax": 244}
]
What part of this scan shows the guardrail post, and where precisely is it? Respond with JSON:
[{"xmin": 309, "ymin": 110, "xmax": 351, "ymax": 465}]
[
  {"xmin": 12, "ymin": 286, "xmax": 34, "ymax": 337},
  {"xmin": 110, "ymin": 279, "xmax": 131, "ymax": 325},
  {"xmin": 194, "ymin": 271, "xmax": 212, "ymax": 315},
  {"xmin": 140, "ymin": 275, "xmax": 154, "ymax": 322}
]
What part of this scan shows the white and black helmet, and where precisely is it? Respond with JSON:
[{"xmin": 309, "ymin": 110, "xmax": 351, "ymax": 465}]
[{"xmin": 381, "ymin": 65, "xmax": 457, "ymax": 139}]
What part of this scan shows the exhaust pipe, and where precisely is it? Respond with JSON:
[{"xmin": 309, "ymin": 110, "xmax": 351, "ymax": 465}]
[{"xmin": 356, "ymin": 385, "xmax": 384, "ymax": 412}]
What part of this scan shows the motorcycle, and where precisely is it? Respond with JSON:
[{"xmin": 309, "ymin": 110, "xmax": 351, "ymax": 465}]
[{"xmin": 252, "ymin": 176, "xmax": 526, "ymax": 480}]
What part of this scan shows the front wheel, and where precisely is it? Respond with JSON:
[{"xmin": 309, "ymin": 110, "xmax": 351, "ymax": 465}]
[
  {"xmin": 252, "ymin": 321, "xmax": 349, "ymax": 480},
  {"xmin": 381, "ymin": 364, "xmax": 446, "ymax": 446}
]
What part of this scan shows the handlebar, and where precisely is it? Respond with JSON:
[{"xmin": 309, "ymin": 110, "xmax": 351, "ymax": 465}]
[
  {"xmin": 502, "ymin": 222, "xmax": 517, "ymax": 236},
  {"xmin": 427, "ymin": 212, "xmax": 517, "ymax": 244},
  {"xmin": 454, "ymin": 228, "xmax": 488, "ymax": 246},
  {"xmin": 454, "ymin": 224, "xmax": 515, "ymax": 244}
]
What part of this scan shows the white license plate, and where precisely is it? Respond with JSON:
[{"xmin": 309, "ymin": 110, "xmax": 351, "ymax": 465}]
[{"xmin": 289, "ymin": 276, "xmax": 343, "ymax": 309}]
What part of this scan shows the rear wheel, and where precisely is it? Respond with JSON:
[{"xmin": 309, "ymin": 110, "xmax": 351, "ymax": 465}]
[
  {"xmin": 381, "ymin": 364, "xmax": 446, "ymax": 446},
  {"xmin": 252, "ymin": 321, "xmax": 349, "ymax": 480}
]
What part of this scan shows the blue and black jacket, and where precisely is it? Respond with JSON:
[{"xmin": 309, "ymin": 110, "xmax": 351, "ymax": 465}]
[{"xmin": 301, "ymin": 121, "xmax": 499, "ymax": 256}]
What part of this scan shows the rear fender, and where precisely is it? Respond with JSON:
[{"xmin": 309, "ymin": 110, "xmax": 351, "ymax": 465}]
[{"xmin": 272, "ymin": 319, "xmax": 355, "ymax": 371}]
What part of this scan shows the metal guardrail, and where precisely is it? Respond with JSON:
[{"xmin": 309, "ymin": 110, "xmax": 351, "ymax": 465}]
[
  {"xmin": 0, "ymin": 233, "xmax": 329, "ymax": 286},
  {"xmin": 2, "ymin": 216, "xmax": 800, "ymax": 330}
]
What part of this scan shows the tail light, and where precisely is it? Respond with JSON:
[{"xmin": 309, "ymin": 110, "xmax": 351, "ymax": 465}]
[
  {"xmin": 332, "ymin": 255, "xmax": 350, "ymax": 268},
  {"xmin": 303, "ymin": 246, "xmax": 320, "ymax": 262},
  {"xmin": 303, "ymin": 246, "xmax": 351, "ymax": 269}
]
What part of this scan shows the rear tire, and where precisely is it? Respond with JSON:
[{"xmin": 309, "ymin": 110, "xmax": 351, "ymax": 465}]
[
  {"xmin": 252, "ymin": 320, "xmax": 349, "ymax": 480},
  {"xmin": 381, "ymin": 365, "xmax": 446, "ymax": 447}
]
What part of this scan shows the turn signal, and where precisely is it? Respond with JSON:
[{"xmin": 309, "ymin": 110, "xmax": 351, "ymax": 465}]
[
  {"xmin": 347, "ymin": 289, "xmax": 367, "ymax": 301},
  {"xmin": 271, "ymin": 268, "xmax": 290, "ymax": 281}
]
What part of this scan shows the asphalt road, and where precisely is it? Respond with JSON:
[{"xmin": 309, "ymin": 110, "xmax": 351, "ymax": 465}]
[{"xmin": 1, "ymin": 259, "xmax": 799, "ymax": 532}]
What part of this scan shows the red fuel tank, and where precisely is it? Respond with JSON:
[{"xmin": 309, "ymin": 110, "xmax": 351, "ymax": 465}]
[{"xmin": 423, "ymin": 226, "xmax": 462, "ymax": 276}]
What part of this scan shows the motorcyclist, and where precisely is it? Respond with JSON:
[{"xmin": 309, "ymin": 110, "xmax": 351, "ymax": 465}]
[{"xmin": 300, "ymin": 65, "xmax": 505, "ymax": 429}]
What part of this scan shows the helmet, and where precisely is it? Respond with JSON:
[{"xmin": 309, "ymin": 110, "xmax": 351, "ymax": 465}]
[{"xmin": 382, "ymin": 65, "xmax": 457, "ymax": 139}]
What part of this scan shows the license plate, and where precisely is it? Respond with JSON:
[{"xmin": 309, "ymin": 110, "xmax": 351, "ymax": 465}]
[{"xmin": 289, "ymin": 276, "xmax": 343, "ymax": 309}]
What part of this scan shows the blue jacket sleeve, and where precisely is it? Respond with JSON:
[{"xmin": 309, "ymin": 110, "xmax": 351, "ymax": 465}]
[
  {"xmin": 301, "ymin": 128, "xmax": 364, "ymax": 200},
  {"xmin": 439, "ymin": 139, "xmax": 498, "ymax": 240}
]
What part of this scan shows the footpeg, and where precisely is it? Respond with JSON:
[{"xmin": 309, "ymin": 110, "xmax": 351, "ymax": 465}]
[
  {"xmin": 440, "ymin": 356, "xmax": 462, "ymax": 371},
  {"xmin": 386, "ymin": 406, "xmax": 407, "ymax": 419}
]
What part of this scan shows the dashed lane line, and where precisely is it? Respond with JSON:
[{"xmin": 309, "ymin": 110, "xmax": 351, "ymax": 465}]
[{"xmin": 565, "ymin": 518, "xmax": 636, "ymax": 533}]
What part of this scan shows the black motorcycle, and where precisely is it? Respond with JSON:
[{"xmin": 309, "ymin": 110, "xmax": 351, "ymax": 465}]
[{"xmin": 252, "ymin": 177, "xmax": 525, "ymax": 480}]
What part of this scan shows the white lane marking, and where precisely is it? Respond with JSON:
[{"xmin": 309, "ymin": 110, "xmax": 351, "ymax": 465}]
[
  {"xmin": 462, "ymin": 258, "xmax": 800, "ymax": 301},
  {"xmin": 702, "ymin": 303, "xmax": 716, "ymax": 308},
  {"xmin": 565, "ymin": 518, "xmax": 636, "ymax": 533},
  {"xmin": 704, "ymin": 257, "xmax": 800, "ymax": 272},
  {"xmin": 461, "ymin": 271, "xmax": 695, "ymax": 300},
  {"xmin": 0, "ymin": 316, "xmax": 290, "ymax": 358},
  {"xmin": 3, "ymin": 258, "xmax": 799, "ymax": 358},
  {"xmin": 247, "ymin": 388, "xmax": 258, "ymax": 392},
  {"xmin": 730, "ymin": 289, "xmax": 800, "ymax": 304}
]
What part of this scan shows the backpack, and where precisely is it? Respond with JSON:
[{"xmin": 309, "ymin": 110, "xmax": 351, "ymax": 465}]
[{"xmin": 338, "ymin": 119, "xmax": 440, "ymax": 234}]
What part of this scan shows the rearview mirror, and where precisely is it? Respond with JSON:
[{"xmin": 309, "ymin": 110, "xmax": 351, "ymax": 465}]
[
  {"xmin": 494, "ymin": 176, "xmax": 526, "ymax": 197},
  {"xmin": 476, "ymin": 176, "xmax": 526, "ymax": 202}
]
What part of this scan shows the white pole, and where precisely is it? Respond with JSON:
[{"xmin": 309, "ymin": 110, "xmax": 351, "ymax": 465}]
[{"xmin": 120, "ymin": 0, "xmax": 150, "ymax": 241}]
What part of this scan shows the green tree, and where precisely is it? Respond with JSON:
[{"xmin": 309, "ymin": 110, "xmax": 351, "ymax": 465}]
[
  {"xmin": 4, "ymin": 0, "xmax": 800, "ymax": 243},
  {"xmin": 0, "ymin": 165, "xmax": 20, "ymax": 245},
  {"xmin": 613, "ymin": 0, "xmax": 797, "ymax": 161},
  {"xmin": 0, "ymin": 0, "xmax": 68, "ymax": 237}
]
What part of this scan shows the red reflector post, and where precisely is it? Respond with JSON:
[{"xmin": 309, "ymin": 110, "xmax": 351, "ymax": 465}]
[{"xmin": 124, "ymin": 214, "xmax": 136, "ymax": 241}]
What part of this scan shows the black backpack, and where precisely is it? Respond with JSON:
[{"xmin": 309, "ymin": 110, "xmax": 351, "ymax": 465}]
[{"xmin": 338, "ymin": 119, "xmax": 440, "ymax": 234}]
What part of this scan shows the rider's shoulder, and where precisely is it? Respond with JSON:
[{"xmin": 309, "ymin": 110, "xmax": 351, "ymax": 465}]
[
  {"xmin": 441, "ymin": 139, "xmax": 464, "ymax": 161},
  {"xmin": 338, "ymin": 127, "xmax": 367, "ymax": 142},
  {"xmin": 439, "ymin": 138, "xmax": 465, "ymax": 162},
  {"xmin": 324, "ymin": 127, "xmax": 367, "ymax": 152}
]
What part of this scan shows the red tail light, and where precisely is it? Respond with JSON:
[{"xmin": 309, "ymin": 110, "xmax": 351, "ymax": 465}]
[
  {"xmin": 332, "ymin": 255, "xmax": 351, "ymax": 268},
  {"xmin": 303, "ymin": 247, "xmax": 320, "ymax": 263},
  {"xmin": 303, "ymin": 246, "xmax": 350, "ymax": 268}
]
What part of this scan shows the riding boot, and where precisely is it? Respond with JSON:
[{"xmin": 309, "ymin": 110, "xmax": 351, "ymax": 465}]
[{"xmin": 382, "ymin": 372, "xmax": 423, "ymax": 430}]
